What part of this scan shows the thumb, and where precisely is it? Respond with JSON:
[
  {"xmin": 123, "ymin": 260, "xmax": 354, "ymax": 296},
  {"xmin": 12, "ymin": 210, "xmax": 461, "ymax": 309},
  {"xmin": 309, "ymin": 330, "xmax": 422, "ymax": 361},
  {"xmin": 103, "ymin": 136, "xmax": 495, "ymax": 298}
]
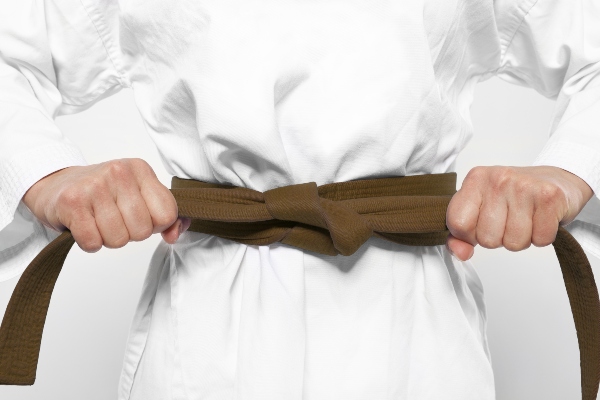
[
  {"xmin": 161, "ymin": 217, "xmax": 192, "ymax": 244},
  {"xmin": 446, "ymin": 233, "xmax": 475, "ymax": 261}
]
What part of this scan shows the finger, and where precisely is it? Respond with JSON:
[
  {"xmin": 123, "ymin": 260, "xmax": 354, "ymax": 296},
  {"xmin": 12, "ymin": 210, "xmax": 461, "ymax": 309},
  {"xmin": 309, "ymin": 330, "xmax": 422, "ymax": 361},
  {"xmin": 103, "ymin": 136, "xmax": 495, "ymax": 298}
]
[
  {"xmin": 475, "ymin": 192, "xmax": 507, "ymax": 249},
  {"xmin": 114, "ymin": 178, "xmax": 154, "ymax": 242},
  {"xmin": 503, "ymin": 193, "xmax": 533, "ymax": 252},
  {"xmin": 446, "ymin": 186, "xmax": 483, "ymax": 246},
  {"xmin": 531, "ymin": 188, "xmax": 562, "ymax": 247},
  {"xmin": 143, "ymin": 181, "xmax": 178, "ymax": 234},
  {"xmin": 161, "ymin": 217, "xmax": 192, "ymax": 244},
  {"xmin": 130, "ymin": 161, "xmax": 178, "ymax": 234},
  {"xmin": 68, "ymin": 206, "xmax": 103, "ymax": 253},
  {"xmin": 181, "ymin": 217, "xmax": 192, "ymax": 233},
  {"xmin": 161, "ymin": 218, "xmax": 182, "ymax": 244},
  {"xmin": 92, "ymin": 190, "xmax": 130, "ymax": 249},
  {"xmin": 446, "ymin": 233, "xmax": 475, "ymax": 261}
]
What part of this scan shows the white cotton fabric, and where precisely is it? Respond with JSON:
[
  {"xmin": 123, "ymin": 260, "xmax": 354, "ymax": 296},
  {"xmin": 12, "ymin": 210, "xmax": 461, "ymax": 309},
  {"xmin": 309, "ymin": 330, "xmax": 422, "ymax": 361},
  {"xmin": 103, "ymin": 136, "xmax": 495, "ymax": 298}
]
[{"xmin": 1, "ymin": 0, "xmax": 600, "ymax": 398}]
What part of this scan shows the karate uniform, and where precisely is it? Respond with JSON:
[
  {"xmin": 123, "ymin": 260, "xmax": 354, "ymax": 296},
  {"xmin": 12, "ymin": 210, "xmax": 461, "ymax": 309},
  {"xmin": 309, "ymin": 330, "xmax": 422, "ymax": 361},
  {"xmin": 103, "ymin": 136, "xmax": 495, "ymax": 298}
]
[{"xmin": 1, "ymin": 0, "xmax": 600, "ymax": 399}]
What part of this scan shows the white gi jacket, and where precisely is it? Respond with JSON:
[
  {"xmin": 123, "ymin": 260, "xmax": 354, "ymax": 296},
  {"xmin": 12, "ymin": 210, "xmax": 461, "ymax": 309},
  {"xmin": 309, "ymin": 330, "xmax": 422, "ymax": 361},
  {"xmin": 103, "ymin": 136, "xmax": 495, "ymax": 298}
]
[{"xmin": 1, "ymin": 0, "xmax": 600, "ymax": 399}]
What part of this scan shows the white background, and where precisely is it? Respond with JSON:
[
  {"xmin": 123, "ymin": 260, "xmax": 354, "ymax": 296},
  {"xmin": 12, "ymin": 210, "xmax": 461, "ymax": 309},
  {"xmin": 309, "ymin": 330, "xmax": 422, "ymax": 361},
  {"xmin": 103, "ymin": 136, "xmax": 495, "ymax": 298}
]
[{"xmin": 1, "ymin": 76, "xmax": 599, "ymax": 399}]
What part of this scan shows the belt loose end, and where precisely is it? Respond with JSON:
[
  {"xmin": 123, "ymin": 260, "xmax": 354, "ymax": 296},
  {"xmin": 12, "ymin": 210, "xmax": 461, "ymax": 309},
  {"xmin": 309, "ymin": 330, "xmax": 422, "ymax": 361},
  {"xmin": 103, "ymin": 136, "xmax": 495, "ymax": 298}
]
[{"xmin": 0, "ymin": 231, "xmax": 75, "ymax": 385}]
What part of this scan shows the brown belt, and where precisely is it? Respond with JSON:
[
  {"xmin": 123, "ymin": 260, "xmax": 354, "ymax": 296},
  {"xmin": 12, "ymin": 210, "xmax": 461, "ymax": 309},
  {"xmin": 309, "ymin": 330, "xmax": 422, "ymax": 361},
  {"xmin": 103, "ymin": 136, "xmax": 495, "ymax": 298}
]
[{"xmin": 0, "ymin": 172, "xmax": 598, "ymax": 398}]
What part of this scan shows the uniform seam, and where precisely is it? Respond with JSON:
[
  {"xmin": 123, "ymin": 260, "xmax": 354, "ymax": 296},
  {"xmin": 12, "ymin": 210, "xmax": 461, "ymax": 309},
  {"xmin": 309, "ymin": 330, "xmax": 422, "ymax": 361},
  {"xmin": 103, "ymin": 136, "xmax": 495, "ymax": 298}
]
[
  {"xmin": 77, "ymin": 0, "xmax": 130, "ymax": 89},
  {"xmin": 60, "ymin": 79, "xmax": 122, "ymax": 106},
  {"xmin": 495, "ymin": 0, "xmax": 541, "ymax": 75}
]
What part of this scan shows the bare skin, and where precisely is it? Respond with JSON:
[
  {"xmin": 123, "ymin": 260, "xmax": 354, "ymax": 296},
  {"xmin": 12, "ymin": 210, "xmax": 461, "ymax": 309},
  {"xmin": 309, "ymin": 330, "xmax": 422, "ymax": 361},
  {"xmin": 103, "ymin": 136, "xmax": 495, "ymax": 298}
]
[
  {"xmin": 22, "ymin": 160, "xmax": 593, "ymax": 258},
  {"xmin": 446, "ymin": 165, "xmax": 594, "ymax": 261},
  {"xmin": 22, "ymin": 158, "xmax": 191, "ymax": 252}
]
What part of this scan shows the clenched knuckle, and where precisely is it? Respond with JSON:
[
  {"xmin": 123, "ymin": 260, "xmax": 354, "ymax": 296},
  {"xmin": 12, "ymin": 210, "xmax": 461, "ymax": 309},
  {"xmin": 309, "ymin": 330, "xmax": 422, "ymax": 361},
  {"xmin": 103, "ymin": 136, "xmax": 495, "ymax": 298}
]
[
  {"xmin": 132, "ymin": 158, "xmax": 156, "ymax": 179},
  {"xmin": 538, "ymin": 183, "xmax": 561, "ymax": 203},
  {"xmin": 465, "ymin": 166, "xmax": 486, "ymax": 183},
  {"xmin": 106, "ymin": 160, "xmax": 132, "ymax": 181},
  {"xmin": 514, "ymin": 178, "xmax": 531, "ymax": 195},
  {"xmin": 82, "ymin": 177, "xmax": 104, "ymax": 195},
  {"xmin": 130, "ymin": 158, "xmax": 150, "ymax": 170},
  {"xmin": 58, "ymin": 187, "xmax": 86, "ymax": 207},
  {"xmin": 491, "ymin": 167, "xmax": 514, "ymax": 192}
]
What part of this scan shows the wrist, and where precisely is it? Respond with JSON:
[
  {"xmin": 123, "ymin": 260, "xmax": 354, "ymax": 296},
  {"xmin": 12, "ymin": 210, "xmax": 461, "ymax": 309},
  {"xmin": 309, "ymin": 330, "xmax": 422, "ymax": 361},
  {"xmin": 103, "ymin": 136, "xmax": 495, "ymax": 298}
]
[
  {"xmin": 543, "ymin": 166, "xmax": 594, "ymax": 226},
  {"xmin": 555, "ymin": 167, "xmax": 594, "ymax": 205},
  {"xmin": 22, "ymin": 167, "xmax": 71, "ymax": 227}
]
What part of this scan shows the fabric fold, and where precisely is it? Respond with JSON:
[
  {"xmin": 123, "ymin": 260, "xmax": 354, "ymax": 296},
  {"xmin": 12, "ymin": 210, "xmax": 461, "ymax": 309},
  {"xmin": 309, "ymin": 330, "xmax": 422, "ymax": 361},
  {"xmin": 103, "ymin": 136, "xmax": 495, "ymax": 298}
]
[{"xmin": 0, "ymin": 173, "xmax": 598, "ymax": 400}]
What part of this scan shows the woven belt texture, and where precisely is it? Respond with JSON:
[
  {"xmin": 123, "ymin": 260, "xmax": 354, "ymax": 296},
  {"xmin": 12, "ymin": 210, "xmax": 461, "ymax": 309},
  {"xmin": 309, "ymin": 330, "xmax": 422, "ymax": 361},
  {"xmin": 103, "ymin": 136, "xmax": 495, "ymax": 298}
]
[{"xmin": 0, "ymin": 172, "xmax": 598, "ymax": 399}]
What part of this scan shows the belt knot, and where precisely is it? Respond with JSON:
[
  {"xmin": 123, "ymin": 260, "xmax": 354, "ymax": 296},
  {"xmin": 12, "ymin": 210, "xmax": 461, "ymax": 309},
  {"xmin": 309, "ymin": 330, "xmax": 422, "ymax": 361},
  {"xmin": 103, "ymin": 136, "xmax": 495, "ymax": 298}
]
[
  {"xmin": 263, "ymin": 182, "xmax": 372, "ymax": 256},
  {"xmin": 2, "ymin": 171, "xmax": 598, "ymax": 400}
]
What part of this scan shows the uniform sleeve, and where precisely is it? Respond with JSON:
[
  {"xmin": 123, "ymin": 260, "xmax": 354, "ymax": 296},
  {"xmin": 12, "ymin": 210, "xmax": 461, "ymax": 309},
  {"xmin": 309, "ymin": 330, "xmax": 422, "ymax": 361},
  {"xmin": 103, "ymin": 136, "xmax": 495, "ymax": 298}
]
[
  {"xmin": 0, "ymin": 0, "xmax": 128, "ymax": 281},
  {"xmin": 494, "ymin": 0, "xmax": 600, "ymax": 260}
]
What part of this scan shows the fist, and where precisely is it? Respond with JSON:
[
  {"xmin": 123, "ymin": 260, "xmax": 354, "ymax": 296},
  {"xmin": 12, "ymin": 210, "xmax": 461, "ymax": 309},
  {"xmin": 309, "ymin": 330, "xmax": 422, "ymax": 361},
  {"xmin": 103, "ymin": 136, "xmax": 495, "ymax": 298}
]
[
  {"xmin": 22, "ymin": 158, "xmax": 191, "ymax": 252},
  {"xmin": 446, "ymin": 165, "xmax": 594, "ymax": 261}
]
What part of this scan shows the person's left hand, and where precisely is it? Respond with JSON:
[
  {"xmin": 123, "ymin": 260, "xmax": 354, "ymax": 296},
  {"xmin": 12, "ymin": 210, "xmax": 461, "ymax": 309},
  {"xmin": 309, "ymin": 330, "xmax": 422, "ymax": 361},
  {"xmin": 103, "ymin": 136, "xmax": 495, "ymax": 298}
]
[{"xmin": 446, "ymin": 165, "xmax": 594, "ymax": 261}]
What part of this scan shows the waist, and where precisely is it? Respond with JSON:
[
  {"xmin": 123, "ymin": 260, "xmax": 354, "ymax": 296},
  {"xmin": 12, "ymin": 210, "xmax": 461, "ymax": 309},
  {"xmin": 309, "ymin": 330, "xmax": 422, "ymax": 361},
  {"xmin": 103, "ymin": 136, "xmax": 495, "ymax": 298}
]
[
  {"xmin": 170, "ymin": 172, "xmax": 457, "ymax": 256},
  {"xmin": 1, "ymin": 171, "xmax": 598, "ymax": 400}
]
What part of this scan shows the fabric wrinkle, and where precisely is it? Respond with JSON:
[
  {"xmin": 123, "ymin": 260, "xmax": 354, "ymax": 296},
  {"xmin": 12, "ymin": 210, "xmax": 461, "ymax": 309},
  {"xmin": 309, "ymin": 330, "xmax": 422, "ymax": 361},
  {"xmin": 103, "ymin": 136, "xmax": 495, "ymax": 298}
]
[{"xmin": 2, "ymin": 0, "xmax": 600, "ymax": 398}]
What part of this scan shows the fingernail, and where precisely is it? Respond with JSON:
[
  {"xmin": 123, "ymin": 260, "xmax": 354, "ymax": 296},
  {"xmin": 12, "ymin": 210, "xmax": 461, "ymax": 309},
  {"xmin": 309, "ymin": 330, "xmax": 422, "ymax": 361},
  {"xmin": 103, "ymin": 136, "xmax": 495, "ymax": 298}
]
[{"xmin": 177, "ymin": 220, "xmax": 184, "ymax": 235}]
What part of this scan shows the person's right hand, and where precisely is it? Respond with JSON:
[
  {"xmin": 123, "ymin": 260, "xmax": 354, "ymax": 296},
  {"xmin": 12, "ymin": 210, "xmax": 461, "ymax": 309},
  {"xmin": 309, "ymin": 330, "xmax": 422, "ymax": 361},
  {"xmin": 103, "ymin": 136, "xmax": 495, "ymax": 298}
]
[{"xmin": 22, "ymin": 158, "xmax": 191, "ymax": 252}]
